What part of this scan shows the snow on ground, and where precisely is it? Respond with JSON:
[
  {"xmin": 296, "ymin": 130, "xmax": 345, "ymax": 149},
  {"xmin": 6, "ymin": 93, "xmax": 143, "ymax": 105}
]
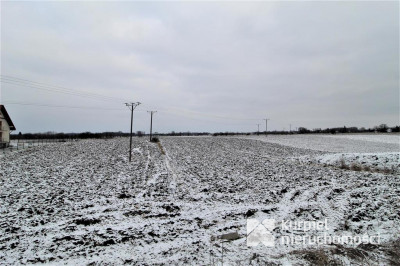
[
  {"xmin": 240, "ymin": 134, "xmax": 400, "ymax": 174},
  {"xmin": 298, "ymin": 152, "xmax": 400, "ymax": 174},
  {"xmin": 241, "ymin": 134, "xmax": 400, "ymax": 153},
  {"xmin": 0, "ymin": 137, "xmax": 399, "ymax": 265},
  {"xmin": 322, "ymin": 134, "xmax": 400, "ymax": 145}
]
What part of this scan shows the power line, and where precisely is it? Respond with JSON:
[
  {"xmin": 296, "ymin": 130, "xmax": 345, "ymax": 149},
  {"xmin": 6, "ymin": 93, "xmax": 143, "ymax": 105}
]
[
  {"xmin": 0, "ymin": 75, "xmax": 129, "ymax": 103},
  {"xmin": 1, "ymin": 101, "xmax": 257, "ymax": 125},
  {"xmin": 1, "ymin": 76, "xmax": 264, "ymax": 122},
  {"xmin": 0, "ymin": 75, "xmax": 126, "ymax": 102},
  {"xmin": 1, "ymin": 101, "xmax": 125, "ymax": 110},
  {"xmin": 1, "ymin": 75, "xmax": 267, "ymax": 125},
  {"xmin": 3, "ymin": 101, "xmax": 261, "ymax": 127},
  {"xmin": 1, "ymin": 79, "xmax": 123, "ymax": 103}
]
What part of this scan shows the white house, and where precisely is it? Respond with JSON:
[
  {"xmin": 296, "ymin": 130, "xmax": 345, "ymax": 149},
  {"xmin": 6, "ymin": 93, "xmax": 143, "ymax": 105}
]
[{"xmin": 0, "ymin": 105, "xmax": 16, "ymax": 147}]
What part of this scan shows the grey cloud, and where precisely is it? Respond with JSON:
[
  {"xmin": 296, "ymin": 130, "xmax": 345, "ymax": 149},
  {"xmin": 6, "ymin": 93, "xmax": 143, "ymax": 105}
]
[{"xmin": 1, "ymin": 1, "xmax": 398, "ymax": 133}]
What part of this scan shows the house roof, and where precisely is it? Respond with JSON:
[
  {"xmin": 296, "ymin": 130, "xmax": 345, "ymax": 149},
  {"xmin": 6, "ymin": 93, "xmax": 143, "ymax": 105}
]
[{"xmin": 0, "ymin": 105, "xmax": 16, "ymax": 130}]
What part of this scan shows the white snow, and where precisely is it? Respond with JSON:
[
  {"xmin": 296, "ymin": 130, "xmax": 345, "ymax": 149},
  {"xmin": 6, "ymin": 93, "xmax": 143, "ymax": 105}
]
[
  {"xmin": 321, "ymin": 134, "xmax": 400, "ymax": 145},
  {"xmin": 240, "ymin": 133, "xmax": 400, "ymax": 153},
  {"xmin": 0, "ymin": 136, "xmax": 399, "ymax": 265},
  {"xmin": 310, "ymin": 152, "xmax": 399, "ymax": 173}
]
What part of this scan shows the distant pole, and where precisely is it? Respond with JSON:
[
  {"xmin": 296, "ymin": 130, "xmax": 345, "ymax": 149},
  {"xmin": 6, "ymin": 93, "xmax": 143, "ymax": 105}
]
[
  {"xmin": 147, "ymin": 111, "xmax": 157, "ymax": 141},
  {"xmin": 257, "ymin": 124, "xmax": 260, "ymax": 135},
  {"xmin": 125, "ymin": 102, "xmax": 141, "ymax": 162},
  {"xmin": 263, "ymin": 118, "xmax": 270, "ymax": 136},
  {"xmin": 150, "ymin": 112, "xmax": 153, "ymax": 141},
  {"xmin": 290, "ymin": 124, "xmax": 292, "ymax": 133}
]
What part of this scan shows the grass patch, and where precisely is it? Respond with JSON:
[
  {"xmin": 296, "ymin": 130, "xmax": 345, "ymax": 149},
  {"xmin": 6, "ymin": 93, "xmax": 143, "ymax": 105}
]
[
  {"xmin": 149, "ymin": 137, "xmax": 165, "ymax": 154},
  {"xmin": 291, "ymin": 249, "xmax": 340, "ymax": 266},
  {"xmin": 157, "ymin": 141, "xmax": 166, "ymax": 155},
  {"xmin": 289, "ymin": 239, "xmax": 400, "ymax": 265},
  {"xmin": 382, "ymin": 167, "xmax": 392, "ymax": 174},
  {"xmin": 384, "ymin": 238, "xmax": 400, "ymax": 265},
  {"xmin": 350, "ymin": 163, "xmax": 362, "ymax": 171},
  {"xmin": 362, "ymin": 165, "xmax": 371, "ymax": 171},
  {"xmin": 337, "ymin": 158, "xmax": 396, "ymax": 175},
  {"xmin": 339, "ymin": 158, "xmax": 350, "ymax": 170}
]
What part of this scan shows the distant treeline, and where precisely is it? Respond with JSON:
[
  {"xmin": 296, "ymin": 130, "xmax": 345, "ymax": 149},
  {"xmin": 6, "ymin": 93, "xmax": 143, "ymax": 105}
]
[
  {"xmin": 296, "ymin": 124, "xmax": 399, "ymax": 134},
  {"xmin": 10, "ymin": 124, "xmax": 399, "ymax": 140},
  {"xmin": 10, "ymin": 131, "xmax": 211, "ymax": 140},
  {"xmin": 11, "ymin": 131, "xmax": 130, "ymax": 140},
  {"xmin": 213, "ymin": 124, "xmax": 399, "ymax": 136}
]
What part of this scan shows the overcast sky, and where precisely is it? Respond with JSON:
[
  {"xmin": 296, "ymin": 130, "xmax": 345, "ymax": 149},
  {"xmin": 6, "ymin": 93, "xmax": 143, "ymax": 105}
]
[{"xmin": 1, "ymin": 1, "xmax": 398, "ymax": 133}]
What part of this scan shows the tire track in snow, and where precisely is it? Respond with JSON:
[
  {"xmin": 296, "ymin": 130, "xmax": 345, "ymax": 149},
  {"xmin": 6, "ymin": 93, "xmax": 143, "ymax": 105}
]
[{"xmin": 161, "ymin": 141, "xmax": 179, "ymax": 199}]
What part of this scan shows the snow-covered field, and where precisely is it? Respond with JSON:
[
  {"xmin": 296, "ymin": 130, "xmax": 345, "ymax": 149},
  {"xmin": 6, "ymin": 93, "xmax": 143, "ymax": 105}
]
[
  {"xmin": 0, "ymin": 136, "xmax": 399, "ymax": 265},
  {"xmin": 241, "ymin": 133, "xmax": 400, "ymax": 153},
  {"xmin": 240, "ymin": 134, "xmax": 400, "ymax": 174}
]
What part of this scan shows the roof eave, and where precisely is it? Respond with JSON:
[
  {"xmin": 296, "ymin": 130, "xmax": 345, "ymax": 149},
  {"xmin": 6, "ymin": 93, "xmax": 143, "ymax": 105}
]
[{"xmin": 0, "ymin": 105, "xmax": 16, "ymax": 130}]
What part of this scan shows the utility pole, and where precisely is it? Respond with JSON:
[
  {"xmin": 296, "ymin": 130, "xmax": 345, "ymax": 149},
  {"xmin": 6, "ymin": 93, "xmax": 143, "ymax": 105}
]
[
  {"xmin": 257, "ymin": 124, "xmax": 260, "ymax": 135},
  {"xmin": 263, "ymin": 118, "xmax": 270, "ymax": 136},
  {"xmin": 290, "ymin": 124, "xmax": 292, "ymax": 133},
  {"xmin": 125, "ymin": 102, "xmax": 141, "ymax": 162},
  {"xmin": 147, "ymin": 111, "xmax": 157, "ymax": 141}
]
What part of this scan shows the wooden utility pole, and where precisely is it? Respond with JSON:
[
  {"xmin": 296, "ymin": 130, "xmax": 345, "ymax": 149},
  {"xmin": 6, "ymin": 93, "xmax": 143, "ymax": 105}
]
[
  {"xmin": 257, "ymin": 124, "xmax": 260, "ymax": 135},
  {"xmin": 125, "ymin": 102, "xmax": 141, "ymax": 162},
  {"xmin": 147, "ymin": 111, "xmax": 157, "ymax": 141},
  {"xmin": 263, "ymin": 118, "xmax": 270, "ymax": 136}
]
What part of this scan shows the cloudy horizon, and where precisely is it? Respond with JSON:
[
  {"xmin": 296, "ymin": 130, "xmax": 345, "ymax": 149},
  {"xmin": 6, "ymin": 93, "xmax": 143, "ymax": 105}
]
[{"xmin": 1, "ymin": 1, "xmax": 398, "ymax": 134}]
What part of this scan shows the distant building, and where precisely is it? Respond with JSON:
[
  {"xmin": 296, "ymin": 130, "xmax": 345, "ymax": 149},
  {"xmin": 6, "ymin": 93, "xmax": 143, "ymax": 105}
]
[{"xmin": 0, "ymin": 105, "xmax": 16, "ymax": 148}]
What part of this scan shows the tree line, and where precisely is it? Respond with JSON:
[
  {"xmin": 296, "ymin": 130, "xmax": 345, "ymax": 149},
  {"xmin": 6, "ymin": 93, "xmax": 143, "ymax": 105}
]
[
  {"xmin": 296, "ymin": 124, "xmax": 399, "ymax": 134},
  {"xmin": 10, "ymin": 124, "xmax": 399, "ymax": 140}
]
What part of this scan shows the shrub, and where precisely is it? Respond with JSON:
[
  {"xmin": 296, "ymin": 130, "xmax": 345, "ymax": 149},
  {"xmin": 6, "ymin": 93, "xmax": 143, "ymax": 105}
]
[
  {"xmin": 350, "ymin": 163, "xmax": 362, "ymax": 171},
  {"xmin": 382, "ymin": 167, "xmax": 392, "ymax": 174},
  {"xmin": 362, "ymin": 165, "xmax": 371, "ymax": 172},
  {"xmin": 339, "ymin": 158, "xmax": 349, "ymax": 170},
  {"xmin": 151, "ymin": 137, "xmax": 160, "ymax": 143}
]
